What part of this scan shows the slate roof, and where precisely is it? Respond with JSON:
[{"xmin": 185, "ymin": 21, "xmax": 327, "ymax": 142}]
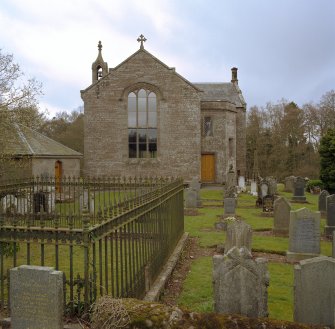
[
  {"xmin": 193, "ymin": 83, "xmax": 246, "ymax": 107},
  {"xmin": 3, "ymin": 123, "xmax": 82, "ymax": 157}
]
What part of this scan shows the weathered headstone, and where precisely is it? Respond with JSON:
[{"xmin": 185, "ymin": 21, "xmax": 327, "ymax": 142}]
[
  {"xmin": 287, "ymin": 208, "xmax": 320, "ymax": 262},
  {"xmin": 284, "ymin": 176, "xmax": 295, "ymax": 192},
  {"xmin": 318, "ymin": 190, "xmax": 329, "ymax": 215},
  {"xmin": 273, "ymin": 197, "xmax": 291, "ymax": 236},
  {"xmin": 225, "ymin": 220, "xmax": 252, "ymax": 253},
  {"xmin": 294, "ymin": 256, "xmax": 335, "ymax": 326},
  {"xmin": 260, "ymin": 181, "xmax": 269, "ymax": 198},
  {"xmin": 2, "ymin": 194, "xmax": 17, "ymax": 214},
  {"xmin": 185, "ymin": 178, "xmax": 201, "ymax": 208},
  {"xmin": 10, "ymin": 265, "xmax": 64, "ymax": 329},
  {"xmin": 226, "ymin": 170, "xmax": 236, "ymax": 189},
  {"xmin": 223, "ymin": 197, "xmax": 236, "ymax": 217},
  {"xmin": 238, "ymin": 176, "xmax": 246, "ymax": 192},
  {"xmin": 250, "ymin": 180, "xmax": 257, "ymax": 196},
  {"xmin": 267, "ymin": 177, "xmax": 277, "ymax": 196},
  {"xmin": 325, "ymin": 194, "xmax": 335, "ymax": 236},
  {"xmin": 292, "ymin": 177, "xmax": 306, "ymax": 202},
  {"xmin": 213, "ymin": 247, "xmax": 269, "ymax": 317},
  {"xmin": 185, "ymin": 189, "xmax": 198, "ymax": 208}
]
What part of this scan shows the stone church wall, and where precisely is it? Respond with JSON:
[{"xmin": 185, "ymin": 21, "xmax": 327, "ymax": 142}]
[
  {"xmin": 201, "ymin": 101, "xmax": 237, "ymax": 183},
  {"xmin": 83, "ymin": 51, "xmax": 201, "ymax": 180}
]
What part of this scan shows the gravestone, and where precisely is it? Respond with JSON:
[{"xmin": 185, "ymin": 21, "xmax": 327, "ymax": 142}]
[
  {"xmin": 284, "ymin": 176, "xmax": 295, "ymax": 192},
  {"xmin": 267, "ymin": 177, "xmax": 277, "ymax": 196},
  {"xmin": 2, "ymin": 194, "xmax": 17, "ymax": 214},
  {"xmin": 294, "ymin": 256, "xmax": 335, "ymax": 326},
  {"xmin": 226, "ymin": 170, "xmax": 236, "ymax": 189},
  {"xmin": 213, "ymin": 247, "xmax": 269, "ymax": 317},
  {"xmin": 10, "ymin": 265, "xmax": 64, "ymax": 329},
  {"xmin": 225, "ymin": 220, "xmax": 252, "ymax": 254},
  {"xmin": 287, "ymin": 208, "xmax": 320, "ymax": 262},
  {"xmin": 16, "ymin": 195, "xmax": 29, "ymax": 214},
  {"xmin": 185, "ymin": 189, "xmax": 198, "ymax": 208},
  {"xmin": 185, "ymin": 178, "xmax": 201, "ymax": 208},
  {"xmin": 273, "ymin": 197, "xmax": 291, "ymax": 236},
  {"xmin": 262, "ymin": 195, "xmax": 274, "ymax": 212},
  {"xmin": 238, "ymin": 176, "xmax": 246, "ymax": 192},
  {"xmin": 258, "ymin": 180, "xmax": 269, "ymax": 198},
  {"xmin": 318, "ymin": 190, "xmax": 329, "ymax": 215},
  {"xmin": 292, "ymin": 177, "xmax": 306, "ymax": 202},
  {"xmin": 250, "ymin": 180, "xmax": 257, "ymax": 196},
  {"xmin": 223, "ymin": 197, "xmax": 236, "ymax": 217},
  {"xmin": 325, "ymin": 194, "xmax": 335, "ymax": 236},
  {"xmin": 224, "ymin": 185, "xmax": 236, "ymax": 199}
]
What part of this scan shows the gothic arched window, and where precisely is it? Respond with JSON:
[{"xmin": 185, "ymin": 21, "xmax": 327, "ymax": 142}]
[{"xmin": 128, "ymin": 89, "xmax": 157, "ymax": 158}]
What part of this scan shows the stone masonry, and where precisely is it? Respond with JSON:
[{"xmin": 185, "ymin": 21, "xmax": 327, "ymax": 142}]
[{"xmin": 82, "ymin": 38, "xmax": 246, "ymax": 183}]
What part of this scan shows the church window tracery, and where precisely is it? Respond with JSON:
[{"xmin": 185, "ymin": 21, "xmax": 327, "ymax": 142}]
[{"xmin": 128, "ymin": 89, "xmax": 157, "ymax": 158}]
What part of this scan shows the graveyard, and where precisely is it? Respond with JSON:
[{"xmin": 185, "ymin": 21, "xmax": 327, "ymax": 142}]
[
  {"xmin": 172, "ymin": 183, "xmax": 332, "ymax": 322},
  {"xmin": 1, "ymin": 176, "xmax": 335, "ymax": 328}
]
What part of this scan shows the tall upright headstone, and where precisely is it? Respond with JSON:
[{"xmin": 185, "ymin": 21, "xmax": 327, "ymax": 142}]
[
  {"xmin": 318, "ymin": 190, "xmax": 329, "ymax": 215},
  {"xmin": 287, "ymin": 208, "xmax": 320, "ymax": 262},
  {"xmin": 225, "ymin": 220, "xmax": 252, "ymax": 254},
  {"xmin": 250, "ymin": 180, "xmax": 257, "ymax": 196},
  {"xmin": 223, "ymin": 197, "xmax": 236, "ymax": 217},
  {"xmin": 185, "ymin": 177, "xmax": 202, "ymax": 208},
  {"xmin": 294, "ymin": 256, "xmax": 335, "ymax": 326},
  {"xmin": 325, "ymin": 194, "xmax": 335, "ymax": 236},
  {"xmin": 213, "ymin": 247, "xmax": 269, "ymax": 318},
  {"xmin": 238, "ymin": 176, "xmax": 246, "ymax": 192},
  {"xmin": 284, "ymin": 176, "xmax": 295, "ymax": 192},
  {"xmin": 292, "ymin": 177, "xmax": 306, "ymax": 202},
  {"xmin": 10, "ymin": 265, "xmax": 64, "ymax": 329},
  {"xmin": 273, "ymin": 197, "xmax": 291, "ymax": 236}
]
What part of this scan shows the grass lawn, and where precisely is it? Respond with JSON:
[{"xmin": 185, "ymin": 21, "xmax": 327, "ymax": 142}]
[{"xmin": 179, "ymin": 185, "xmax": 332, "ymax": 321}]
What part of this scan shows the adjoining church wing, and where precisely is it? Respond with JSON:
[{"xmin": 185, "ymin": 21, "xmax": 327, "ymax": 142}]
[{"xmin": 82, "ymin": 36, "xmax": 246, "ymax": 184}]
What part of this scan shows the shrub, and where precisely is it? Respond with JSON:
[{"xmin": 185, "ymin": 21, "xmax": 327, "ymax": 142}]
[{"xmin": 305, "ymin": 179, "xmax": 324, "ymax": 192}]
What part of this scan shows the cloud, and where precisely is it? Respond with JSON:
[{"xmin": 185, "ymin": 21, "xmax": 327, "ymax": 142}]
[{"xmin": 0, "ymin": 0, "xmax": 334, "ymax": 112}]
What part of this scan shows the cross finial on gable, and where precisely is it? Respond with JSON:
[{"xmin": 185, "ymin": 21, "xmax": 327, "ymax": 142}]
[
  {"xmin": 98, "ymin": 41, "xmax": 102, "ymax": 52},
  {"xmin": 137, "ymin": 34, "xmax": 147, "ymax": 49}
]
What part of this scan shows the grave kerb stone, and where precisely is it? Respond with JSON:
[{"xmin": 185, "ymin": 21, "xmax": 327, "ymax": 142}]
[{"xmin": 10, "ymin": 265, "xmax": 64, "ymax": 329}]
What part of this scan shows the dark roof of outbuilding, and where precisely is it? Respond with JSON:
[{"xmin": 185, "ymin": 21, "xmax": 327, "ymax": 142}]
[
  {"xmin": 3, "ymin": 123, "xmax": 82, "ymax": 157},
  {"xmin": 193, "ymin": 83, "xmax": 246, "ymax": 107}
]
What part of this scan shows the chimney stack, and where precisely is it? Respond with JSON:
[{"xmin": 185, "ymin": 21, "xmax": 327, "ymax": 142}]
[{"xmin": 231, "ymin": 67, "xmax": 238, "ymax": 84}]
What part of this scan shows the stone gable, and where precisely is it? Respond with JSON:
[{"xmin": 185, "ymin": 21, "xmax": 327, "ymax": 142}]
[{"xmin": 82, "ymin": 39, "xmax": 246, "ymax": 182}]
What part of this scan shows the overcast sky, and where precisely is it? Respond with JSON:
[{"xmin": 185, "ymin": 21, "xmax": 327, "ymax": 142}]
[{"xmin": 0, "ymin": 0, "xmax": 334, "ymax": 116}]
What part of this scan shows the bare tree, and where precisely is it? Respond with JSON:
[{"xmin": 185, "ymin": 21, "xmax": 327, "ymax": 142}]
[{"xmin": 0, "ymin": 49, "xmax": 44, "ymax": 179}]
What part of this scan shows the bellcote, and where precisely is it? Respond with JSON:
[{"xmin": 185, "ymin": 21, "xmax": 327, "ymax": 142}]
[{"xmin": 92, "ymin": 41, "xmax": 108, "ymax": 83}]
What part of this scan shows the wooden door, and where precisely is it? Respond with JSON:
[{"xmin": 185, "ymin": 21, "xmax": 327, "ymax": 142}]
[
  {"xmin": 55, "ymin": 160, "xmax": 62, "ymax": 192},
  {"xmin": 201, "ymin": 154, "xmax": 215, "ymax": 182}
]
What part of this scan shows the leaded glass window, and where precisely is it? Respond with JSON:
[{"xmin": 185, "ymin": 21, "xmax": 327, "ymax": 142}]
[{"xmin": 128, "ymin": 89, "xmax": 157, "ymax": 158}]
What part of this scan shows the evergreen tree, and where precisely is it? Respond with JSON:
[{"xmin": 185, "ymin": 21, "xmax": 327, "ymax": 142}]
[{"xmin": 319, "ymin": 128, "xmax": 335, "ymax": 193}]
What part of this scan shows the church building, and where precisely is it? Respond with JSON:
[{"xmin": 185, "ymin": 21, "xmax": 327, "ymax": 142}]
[{"xmin": 81, "ymin": 35, "xmax": 246, "ymax": 183}]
